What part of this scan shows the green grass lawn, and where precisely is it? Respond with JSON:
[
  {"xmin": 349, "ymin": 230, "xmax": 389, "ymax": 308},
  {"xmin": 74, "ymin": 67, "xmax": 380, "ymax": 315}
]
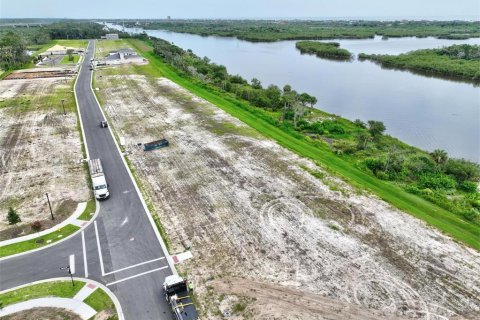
[
  {"xmin": 0, "ymin": 224, "xmax": 80, "ymax": 258},
  {"xmin": 0, "ymin": 281, "xmax": 84, "ymax": 307},
  {"xmin": 83, "ymin": 288, "xmax": 115, "ymax": 312},
  {"xmin": 95, "ymin": 39, "xmax": 128, "ymax": 56},
  {"xmin": 0, "ymin": 280, "xmax": 118, "ymax": 319},
  {"xmin": 77, "ymin": 199, "xmax": 96, "ymax": 221},
  {"xmin": 127, "ymin": 38, "xmax": 480, "ymax": 250},
  {"xmin": 54, "ymin": 39, "xmax": 88, "ymax": 49},
  {"xmin": 60, "ymin": 55, "xmax": 80, "ymax": 64}
]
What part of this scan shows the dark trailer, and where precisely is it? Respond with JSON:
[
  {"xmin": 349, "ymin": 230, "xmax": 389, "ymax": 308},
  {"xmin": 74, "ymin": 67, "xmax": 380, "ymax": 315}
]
[
  {"xmin": 163, "ymin": 275, "xmax": 198, "ymax": 320},
  {"xmin": 143, "ymin": 138, "xmax": 169, "ymax": 151}
]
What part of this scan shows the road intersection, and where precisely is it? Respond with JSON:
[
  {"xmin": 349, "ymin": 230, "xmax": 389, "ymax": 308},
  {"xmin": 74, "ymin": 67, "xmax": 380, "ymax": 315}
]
[{"xmin": 0, "ymin": 40, "xmax": 176, "ymax": 320}]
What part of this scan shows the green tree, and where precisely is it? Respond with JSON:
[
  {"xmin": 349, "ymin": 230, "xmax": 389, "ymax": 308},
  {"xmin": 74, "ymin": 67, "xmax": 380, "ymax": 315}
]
[
  {"xmin": 7, "ymin": 207, "xmax": 21, "ymax": 225},
  {"xmin": 367, "ymin": 120, "xmax": 386, "ymax": 138},
  {"xmin": 445, "ymin": 159, "xmax": 480, "ymax": 182},
  {"xmin": 355, "ymin": 131, "xmax": 372, "ymax": 150},
  {"xmin": 251, "ymin": 78, "xmax": 262, "ymax": 89},
  {"xmin": 67, "ymin": 49, "xmax": 74, "ymax": 62},
  {"xmin": 0, "ymin": 31, "xmax": 29, "ymax": 70},
  {"xmin": 354, "ymin": 119, "xmax": 366, "ymax": 128},
  {"xmin": 430, "ymin": 149, "xmax": 448, "ymax": 165}
]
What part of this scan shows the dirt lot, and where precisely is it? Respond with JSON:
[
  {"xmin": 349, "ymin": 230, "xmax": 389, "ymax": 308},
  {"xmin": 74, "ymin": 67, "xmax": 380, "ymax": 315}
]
[
  {"xmin": 0, "ymin": 307, "xmax": 81, "ymax": 320},
  {"xmin": 94, "ymin": 69, "xmax": 480, "ymax": 319},
  {"xmin": 5, "ymin": 67, "xmax": 77, "ymax": 80},
  {"xmin": 0, "ymin": 78, "xmax": 89, "ymax": 239}
]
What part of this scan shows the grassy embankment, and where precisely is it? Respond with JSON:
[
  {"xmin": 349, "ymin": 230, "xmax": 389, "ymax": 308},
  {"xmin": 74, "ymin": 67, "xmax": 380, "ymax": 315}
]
[
  {"xmin": 0, "ymin": 280, "xmax": 118, "ymax": 318},
  {"xmin": 125, "ymin": 38, "xmax": 479, "ymax": 250},
  {"xmin": 123, "ymin": 20, "xmax": 480, "ymax": 42},
  {"xmin": 359, "ymin": 44, "xmax": 480, "ymax": 82},
  {"xmin": 296, "ymin": 41, "xmax": 352, "ymax": 60}
]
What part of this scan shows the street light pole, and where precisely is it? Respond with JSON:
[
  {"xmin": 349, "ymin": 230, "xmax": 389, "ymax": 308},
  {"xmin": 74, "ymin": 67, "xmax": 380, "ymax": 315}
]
[
  {"xmin": 60, "ymin": 266, "xmax": 75, "ymax": 287},
  {"xmin": 61, "ymin": 99, "xmax": 66, "ymax": 115},
  {"xmin": 46, "ymin": 192, "xmax": 54, "ymax": 220}
]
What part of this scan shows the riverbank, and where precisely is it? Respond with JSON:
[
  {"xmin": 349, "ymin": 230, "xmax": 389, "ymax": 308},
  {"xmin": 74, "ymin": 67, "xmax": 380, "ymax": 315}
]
[
  {"xmin": 359, "ymin": 44, "xmax": 480, "ymax": 82},
  {"xmin": 296, "ymin": 41, "xmax": 353, "ymax": 60},
  {"xmin": 120, "ymin": 20, "xmax": 480, "ymax": 42},
  {"xmin": 127, "ymin": 37, "xmax": 480, "ymax": 250}
]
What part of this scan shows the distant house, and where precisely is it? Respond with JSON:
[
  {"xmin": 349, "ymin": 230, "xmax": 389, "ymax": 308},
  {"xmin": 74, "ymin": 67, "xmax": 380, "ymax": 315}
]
[
  {"xmin": 104, "ymin": 48, "xmax": 145, "ymax": 65},
  {"xmin": 105, "ymin": 34, "xmax": 119, "ymax": 40},
  {"xmin": 43, "ymin": 44, "xmax": 79, "ymax": 55}
]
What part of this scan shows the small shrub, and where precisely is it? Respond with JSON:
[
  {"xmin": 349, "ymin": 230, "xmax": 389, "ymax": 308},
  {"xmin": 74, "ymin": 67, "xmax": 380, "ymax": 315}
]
[
  {"xmin": 459, "ymin": 181, "xmax": 478, "ymax": 193},
  {"xmin": 421, "ymin": 188, "xmax": 434, "ymax": 196},
  {"xmin": 7, "ymin": 207, "xmax": 21, "ymax": 225},
  {"xmin": 462, "ymin": 208, "xmax": 479, "ymax": 221},
  {"xmin": 31, "ymin": 221, "xmax": 42, "ymax": 232},
  {"xmin": 405, "ymin": 185, "xmax": 421, "ymax": 195},
  {"xmin": 375, "ymin": 171, "xmax": 389, "ymax": 180},
  {"xmin": 364, "ymin": 157, "xmax": 385, "ymax": 175},
  {"xmin": 418, "ymin": 174, "xmax": 456, "ymax": 190},
  {"xmin": 233, "ymin": 302, "xmax": 246, "ymax": 313}
]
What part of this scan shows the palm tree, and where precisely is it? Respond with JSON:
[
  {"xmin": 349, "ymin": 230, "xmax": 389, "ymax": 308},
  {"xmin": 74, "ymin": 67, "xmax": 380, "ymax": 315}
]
[{"xmin": 430, "ymin": 149, "xmax": 448, "ymax": 165}]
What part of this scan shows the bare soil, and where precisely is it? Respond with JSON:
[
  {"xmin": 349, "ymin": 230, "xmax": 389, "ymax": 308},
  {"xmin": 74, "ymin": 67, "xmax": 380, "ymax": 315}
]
[
  {"xmin": 5, "ymin": 67, "xmax": 77, "ymax": 80},
  {"xmin": 95, "ymin": 71, "xmax": 480, "ymax": 320},
  {"xmin": 0, "ymin": 78, "xmax": 89, "ymax": 238},
  {"xmin": 0, "ymin": 307, "xmax": 81, "ymax": 320}
]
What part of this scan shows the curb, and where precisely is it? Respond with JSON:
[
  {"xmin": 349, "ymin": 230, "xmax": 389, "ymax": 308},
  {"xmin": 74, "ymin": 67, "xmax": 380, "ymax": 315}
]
[
  {"xmin": 0, "ymin": 50, "xmax": 101, "ymax": 261},
  {"xmin": 0, "ymin": 201, "xmax": 100, "ymax": 262},
  {"xmin": 0, "ymin": 277, "xmax": 124, "ymax": 320},
  {"xmin": 89, "ymin": 39, "xmax": 177, "ymax": 275},
  {"xmin": 0, "ymin": 202, "xmax": 87, "ymax": 247}
]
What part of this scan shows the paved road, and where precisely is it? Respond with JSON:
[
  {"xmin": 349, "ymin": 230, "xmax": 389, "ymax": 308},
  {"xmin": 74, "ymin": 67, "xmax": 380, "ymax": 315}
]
[{"xmin": 0, "ymin": 40, "xmax": 175, "ymax": 320}]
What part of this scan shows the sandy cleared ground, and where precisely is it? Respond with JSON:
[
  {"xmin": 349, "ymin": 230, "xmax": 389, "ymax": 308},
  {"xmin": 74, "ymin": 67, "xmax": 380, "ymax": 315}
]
[
  {"xmin": 95, "ymin": 70, "xmax": 480, "ymax": 319},
  {"xmin": 0, "ymin": 78, "xmax": 89, "ymax": 239}
]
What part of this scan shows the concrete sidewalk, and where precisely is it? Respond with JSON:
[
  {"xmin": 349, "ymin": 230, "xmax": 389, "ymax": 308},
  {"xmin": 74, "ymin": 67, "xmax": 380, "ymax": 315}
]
[
  {"xmin": 0, "ymin": 297, "xmax": 96, "ymax": 319},
  {"xmin": 0, "ymin": 202, "xmax": 87, "ymax": 247}
]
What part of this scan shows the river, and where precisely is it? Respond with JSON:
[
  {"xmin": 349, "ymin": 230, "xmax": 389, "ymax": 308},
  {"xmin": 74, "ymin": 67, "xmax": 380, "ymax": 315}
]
[{"xmin": 107, "ymin": 23, "xmax": 480, "ymax": 162}]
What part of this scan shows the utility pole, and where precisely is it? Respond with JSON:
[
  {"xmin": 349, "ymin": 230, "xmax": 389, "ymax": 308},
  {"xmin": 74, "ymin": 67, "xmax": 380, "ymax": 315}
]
[
  {"xmin": 46, "ymin": 192, "xmax": 54, "ymax": 220},
  {"xmin": 61, "ymin": 99, "xmax": 66, "ymax": 115},
  {"xmin": 60, "ymin": 266, "xmax": 75, "ymax": 287}
]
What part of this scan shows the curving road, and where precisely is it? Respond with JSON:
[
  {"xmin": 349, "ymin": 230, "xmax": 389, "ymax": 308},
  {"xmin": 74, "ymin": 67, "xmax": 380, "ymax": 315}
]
[{"xmin": 0, "ymin": 40, "xmax": 176, "ymax": 320}]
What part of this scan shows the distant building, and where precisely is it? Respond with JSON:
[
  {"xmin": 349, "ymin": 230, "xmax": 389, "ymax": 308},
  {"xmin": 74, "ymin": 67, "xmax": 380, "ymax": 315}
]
[{"xmin": 105, "ymin": 34, "xmax": 119, "ymax": 40}]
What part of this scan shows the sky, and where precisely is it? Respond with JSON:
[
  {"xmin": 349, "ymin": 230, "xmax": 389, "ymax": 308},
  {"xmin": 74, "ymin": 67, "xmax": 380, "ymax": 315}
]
[{"xmin": 1, "ymin": 0, "xmax": 479, "ymax": 20}]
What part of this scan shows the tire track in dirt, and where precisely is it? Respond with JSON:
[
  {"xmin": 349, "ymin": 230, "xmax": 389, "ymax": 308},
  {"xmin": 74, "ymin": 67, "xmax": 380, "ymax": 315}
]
[{"xmin": 95, "ymin": 72, "xmax": 480, "ymax": 319}]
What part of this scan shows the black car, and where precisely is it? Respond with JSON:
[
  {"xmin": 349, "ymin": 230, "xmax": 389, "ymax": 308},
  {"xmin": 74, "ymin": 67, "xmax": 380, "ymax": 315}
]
[{"xmin": 100, "ymin": 120, "xmax": 108, "ymax": 128}]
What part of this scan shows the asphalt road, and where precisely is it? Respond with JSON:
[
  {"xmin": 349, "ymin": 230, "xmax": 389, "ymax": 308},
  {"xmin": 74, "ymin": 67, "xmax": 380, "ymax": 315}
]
[{"xmin": 0, "ymin": 40, "xmax": 175, "ymax": 320}]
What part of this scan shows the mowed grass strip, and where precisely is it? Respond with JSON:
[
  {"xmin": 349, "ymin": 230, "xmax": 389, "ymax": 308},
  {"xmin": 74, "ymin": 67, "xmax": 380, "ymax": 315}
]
[
  {"xmin": 60, "ymin": 55, "xmax": 80, "ymax": 64},
  {"xmin": 0, "ymin": 281, "xmax": 84, "ymax": 307},
  {"xmin": 77, "ymin": 199, "xmax": 96, "ymax": 221},
  {"xmin": 83, "ymin": 288, "xmax": 115, "ymax": 312},
  {"xmin": 0, "ymin": 224, "xmax": 80, "ymax": 258},
  {"xmin": 127, "ymin": 38, "xmax": 480, "ymax": 250}
]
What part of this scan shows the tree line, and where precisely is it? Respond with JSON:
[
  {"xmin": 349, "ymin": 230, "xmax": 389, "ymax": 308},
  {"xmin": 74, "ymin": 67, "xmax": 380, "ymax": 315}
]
[
  {"xmin": 359, "ymin": 44, "xmax": 480, "ymax": 82},
  {"xmin": 296, "ymin": 41, "xmax": 352, "ymax": 60},
  {"xmin": 149, "ymin": 35, "xmax": 479, "ymax": 224},
  {"xmin": 0, "ymin": 22, "xmax": 128, "ymax": 70},
  {"xmin": 122, "ymin": 20, "xmax": 480, "ymax": 42}
]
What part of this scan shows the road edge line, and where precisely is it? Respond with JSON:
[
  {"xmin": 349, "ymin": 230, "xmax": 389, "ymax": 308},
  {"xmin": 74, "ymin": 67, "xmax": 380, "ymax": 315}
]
[
  {"xmin": 89, "ymin": 39, "xmax": 177, "ymax": 275},
  {"xmin": 94, "ymin": 220, "xmax": 105, "ymax": 276},
  {"xmin": 82, "ymin": 231, "xmax": 88, "ymax": 278}
]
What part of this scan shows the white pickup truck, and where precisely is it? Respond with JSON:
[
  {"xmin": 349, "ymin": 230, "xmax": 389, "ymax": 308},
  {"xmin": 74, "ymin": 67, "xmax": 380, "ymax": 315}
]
[{"xmin": 89, "ymin": 158, "xmax": 110, "ymax": 200}]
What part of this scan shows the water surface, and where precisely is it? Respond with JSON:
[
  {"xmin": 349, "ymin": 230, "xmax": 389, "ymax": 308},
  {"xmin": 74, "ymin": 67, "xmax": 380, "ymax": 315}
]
[{"xmin": 108, "ymin": 24, "xmax": 480, "ymax": 161}]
